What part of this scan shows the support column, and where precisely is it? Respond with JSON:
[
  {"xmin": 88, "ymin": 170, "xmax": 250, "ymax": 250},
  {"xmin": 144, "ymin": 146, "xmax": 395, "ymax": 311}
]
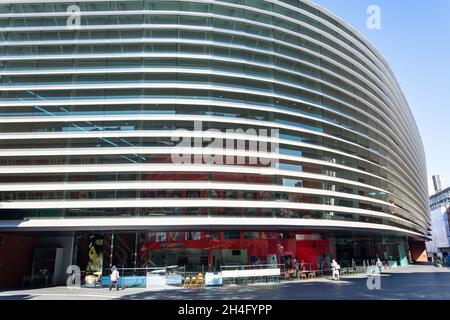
[{"xmin": 110, "ymin": 233, "xmax": 115, "ymax": 268}]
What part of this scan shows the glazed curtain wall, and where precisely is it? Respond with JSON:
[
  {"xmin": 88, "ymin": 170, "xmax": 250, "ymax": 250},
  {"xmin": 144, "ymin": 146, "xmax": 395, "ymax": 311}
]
[
  {"xmin": 73, "ymin": 230, "xmax": 408, "ymax": 272},
  {"xmin": 0, "ymin": 0, "xmax": 429, "ymax": 237}
]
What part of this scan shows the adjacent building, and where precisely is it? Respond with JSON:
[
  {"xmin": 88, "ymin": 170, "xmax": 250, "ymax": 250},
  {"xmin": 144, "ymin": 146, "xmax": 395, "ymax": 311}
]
[
  {"xmin": 427, "ymin": 179, "xmax": 450, "ymax": 260},
  {"xmin": 0, "ymin": 0, "xmax": 430, "ymax": 287}
]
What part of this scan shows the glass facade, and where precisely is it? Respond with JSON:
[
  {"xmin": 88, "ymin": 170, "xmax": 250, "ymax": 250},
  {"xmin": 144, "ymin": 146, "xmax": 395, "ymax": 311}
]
[
  {"xmin": 0, "ymin": 0, "xmax": 429, "ymax": 256},
  {"xmin": 73, "ymin": 230, "xmax": 410, "ymax": 273}
]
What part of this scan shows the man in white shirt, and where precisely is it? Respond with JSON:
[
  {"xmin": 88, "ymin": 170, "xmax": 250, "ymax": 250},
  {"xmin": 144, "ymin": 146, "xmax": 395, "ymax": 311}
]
[
  {"xmin": 331, "ymin": 259, "xmax": 340, "ymax": 280},
  {"xmin": 109, "ymin": 265, "xmax": 120, "ymax": 291},
  {"xmin": 376, "ymin": 258, "xmax": 384, "ymax": 273}
]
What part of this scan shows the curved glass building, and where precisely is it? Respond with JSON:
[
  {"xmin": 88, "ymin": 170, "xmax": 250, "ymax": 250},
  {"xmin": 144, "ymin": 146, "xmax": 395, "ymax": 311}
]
[{"xmin": 0, "ymin": 0, "xmax": 430, "ymax": 286}]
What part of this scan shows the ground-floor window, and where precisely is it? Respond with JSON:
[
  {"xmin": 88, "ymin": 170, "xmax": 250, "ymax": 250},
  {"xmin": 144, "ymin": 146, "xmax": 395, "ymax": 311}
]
[{"xmin": 72, "ymin": 231, "xmax": 409, "ymax": 276}]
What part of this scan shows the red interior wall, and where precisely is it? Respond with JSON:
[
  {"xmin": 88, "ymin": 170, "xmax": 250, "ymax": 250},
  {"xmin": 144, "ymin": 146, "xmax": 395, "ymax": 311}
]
[
  {"xmin": 140, "ymin": 232, "xmax": 330, "ymax": 268},
  {"xmin": 408, "ymin": 240, "xmax": 428, "ymax": 262},
  {"xmin": 295, "ymin": 240, "xmax": 330, "ymax": 268},
  {"xmin": 0, "ymin": 234, "xmax": 35, "ymax": 288}
]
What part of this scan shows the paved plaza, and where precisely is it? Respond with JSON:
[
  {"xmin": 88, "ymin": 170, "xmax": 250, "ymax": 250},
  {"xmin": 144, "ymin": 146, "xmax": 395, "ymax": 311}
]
[{"xmin": 1, "ymin": 265, "xmax": 449, "ymax": 300}]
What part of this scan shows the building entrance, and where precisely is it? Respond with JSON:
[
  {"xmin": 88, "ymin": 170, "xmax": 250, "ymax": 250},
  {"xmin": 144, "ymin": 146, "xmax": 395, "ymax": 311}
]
[{"xmin": 212, "ymin": 249, "xmax": 248, "ymax": 270}]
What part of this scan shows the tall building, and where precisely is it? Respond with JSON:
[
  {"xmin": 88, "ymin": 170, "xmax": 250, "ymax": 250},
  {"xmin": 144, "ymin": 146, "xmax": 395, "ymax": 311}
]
[
  {"xmin": 427, "ymin": 186, "xmax": 450, "ymax": 260},
  {"xmin": 0, "ymin": 0, "xmax": 429, "ymax": 287},
  {"xmin": 433, "ymin": 175, "xmax": 443, "ymax": 193}
]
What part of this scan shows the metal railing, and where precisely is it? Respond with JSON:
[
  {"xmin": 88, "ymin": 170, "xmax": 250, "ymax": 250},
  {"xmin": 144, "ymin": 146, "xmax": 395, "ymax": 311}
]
[
  {"xmin": 220, "ymin": 263, "xmax": 284, "ymax": 285},
  {"xmin": 278, "ymin": 261, "xmax": 378, "ymax": 281},
  {"xmin": 81, "ymin": 265, "xmax": 186, "ymax": 289},
  {"xmin": 78, "ymin": 261, "xmax": 390, "ymax": 289}
]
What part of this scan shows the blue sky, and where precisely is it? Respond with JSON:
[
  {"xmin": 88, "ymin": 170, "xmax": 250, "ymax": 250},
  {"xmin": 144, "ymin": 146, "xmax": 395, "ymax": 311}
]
[{"xmin": 311, "ymin": 0, "xmax": 450, "ymax": 194}]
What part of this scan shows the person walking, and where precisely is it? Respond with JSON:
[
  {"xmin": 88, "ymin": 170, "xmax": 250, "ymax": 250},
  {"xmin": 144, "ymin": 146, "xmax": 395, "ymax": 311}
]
[
  {"xmin": 331, "ymin": 259, "xmax": 340, "ymax": 280},
  {"xmin": 109, "ymin": 265, "xmax": 120, "ymax": 291},
  {"xmin": 376, "ymin": 258, "xmax": 383, "ymax": 273},
  {"xmin": 294, "ymin": 258, "xmax": 299, "ymax": 279}
]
